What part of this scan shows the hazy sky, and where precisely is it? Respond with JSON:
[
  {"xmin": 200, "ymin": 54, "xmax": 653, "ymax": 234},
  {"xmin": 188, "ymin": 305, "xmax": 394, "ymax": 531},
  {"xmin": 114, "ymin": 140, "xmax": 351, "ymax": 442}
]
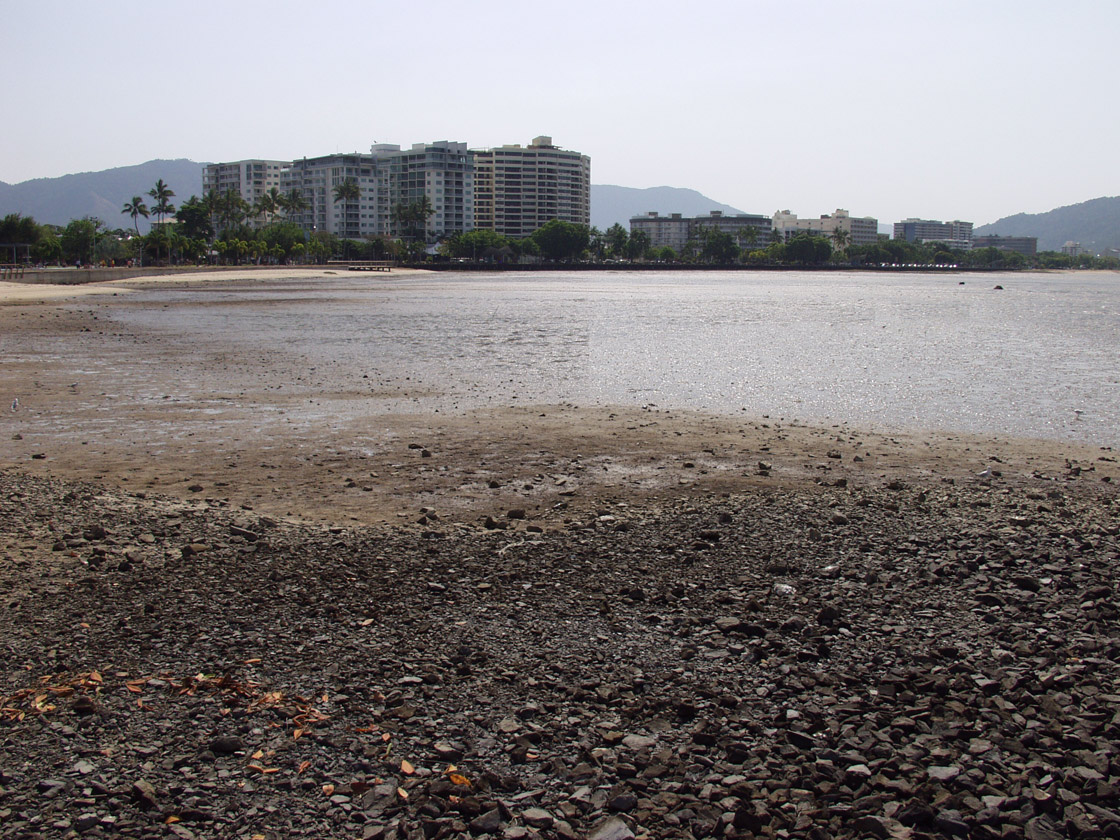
[{"xmin": 2, "ymin": 0, "xmax": 1116, "ymax": 225}]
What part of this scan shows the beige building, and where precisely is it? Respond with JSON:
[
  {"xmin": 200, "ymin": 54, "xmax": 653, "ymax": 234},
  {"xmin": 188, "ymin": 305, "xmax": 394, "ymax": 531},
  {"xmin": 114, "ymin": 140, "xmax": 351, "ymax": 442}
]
[
  {"xmin": 472, "ymin": 136, "xmax": 590, "ymax": 238},
  {"xmin": 773, "ymin": 208, "xmax": 879, "ymax": 247}
]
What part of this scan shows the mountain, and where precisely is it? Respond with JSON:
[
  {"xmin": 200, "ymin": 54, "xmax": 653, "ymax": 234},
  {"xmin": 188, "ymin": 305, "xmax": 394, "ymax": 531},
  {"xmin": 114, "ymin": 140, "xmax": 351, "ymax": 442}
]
[
  {"xmin": 973, "ymin": 196, "xmax": 1120, "ymax": 253},
  {"xmin": 591, "ymin": 185, "xmax": 747, "ymax": 231},
  {"xmin": 0, "ymin": 160, "xmax": 205, "ymax": 232}
]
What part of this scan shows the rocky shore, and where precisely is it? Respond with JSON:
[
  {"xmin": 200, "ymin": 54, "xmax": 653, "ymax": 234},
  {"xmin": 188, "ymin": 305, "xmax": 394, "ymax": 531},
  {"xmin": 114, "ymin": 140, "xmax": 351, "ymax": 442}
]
[{"xmin": 2, "ymin": 464, "xmax": 1119, "ymax": 840}]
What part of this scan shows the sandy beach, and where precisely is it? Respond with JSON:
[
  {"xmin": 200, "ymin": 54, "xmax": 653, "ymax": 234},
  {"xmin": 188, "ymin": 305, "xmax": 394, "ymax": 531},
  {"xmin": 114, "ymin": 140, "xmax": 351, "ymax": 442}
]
[{"xmin": 1, "ymin": 269, "xmax": 1118, "ymax": 840}]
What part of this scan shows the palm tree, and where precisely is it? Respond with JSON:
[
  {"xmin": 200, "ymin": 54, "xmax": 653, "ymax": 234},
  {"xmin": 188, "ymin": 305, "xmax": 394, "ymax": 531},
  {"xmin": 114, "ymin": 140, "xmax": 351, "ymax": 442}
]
[
  {"xmin": 831, "ymin": 226, "xmax": 851, "ymax": 255},
  {"xmin": 121, "ymin": 196, "xmax": 149, "ymax": 266},
  {"xmin": 332, "ymin": 178, "xmax": 361, "ymax": 240},
  {"xmin": 280, "ymin": 189, "xmax": 308, "ymax": 223},
  {"xmin": 121, "ymin": 196, "xmax": 149, "ymax": 236},
  {"xmin": 147, "ymin": 179, "xmax": 176, "ymax": 264}
]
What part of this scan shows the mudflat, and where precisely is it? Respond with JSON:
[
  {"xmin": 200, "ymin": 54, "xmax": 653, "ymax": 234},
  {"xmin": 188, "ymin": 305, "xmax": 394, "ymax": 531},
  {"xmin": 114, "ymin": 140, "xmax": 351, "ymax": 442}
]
[{"xmin": 1, "ymin": 272, "xmax": 1118, "ymax": 840}]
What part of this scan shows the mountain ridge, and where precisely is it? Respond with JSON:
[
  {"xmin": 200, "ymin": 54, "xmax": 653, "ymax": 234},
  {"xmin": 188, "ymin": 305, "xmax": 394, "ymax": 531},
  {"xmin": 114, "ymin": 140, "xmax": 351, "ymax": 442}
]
[
  {"xmin": 973, "ymin": 196, "xmax": 1120, "ymax": 253},
  {"xmin": 2, "ymin": 161, "xmax": 1117, "ymax": 252}
]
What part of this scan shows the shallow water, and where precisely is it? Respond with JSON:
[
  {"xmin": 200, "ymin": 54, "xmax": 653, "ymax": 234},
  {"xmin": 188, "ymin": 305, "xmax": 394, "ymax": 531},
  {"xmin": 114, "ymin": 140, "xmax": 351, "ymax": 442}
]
[{"xmin": 105, "ymin": 270, "xmax": 1120, "ymax": 446}]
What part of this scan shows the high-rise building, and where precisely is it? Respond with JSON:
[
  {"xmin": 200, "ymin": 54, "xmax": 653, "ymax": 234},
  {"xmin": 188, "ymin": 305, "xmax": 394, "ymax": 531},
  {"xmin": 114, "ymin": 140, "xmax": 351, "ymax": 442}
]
[
  {"xmin": 773, "ymin": 209, "xmax": 879, "ymax": 247},
  {"xmin": 202, "ymin": 160, "xmax": 286, "ymax": 228},
  {"xmin": 472, "ymin": 136, "xmax": 590, "ymax": 238},
  {"xmin": 375, "ymin": 141, "xmax": 473, "ymax": 243},
  {"xmin": 893, "ymin": 218, "xmax": 973, "ymax": 249},
  {"xmin": 280, "ymin": 153, "xmax": 388, "ymax": 240}
]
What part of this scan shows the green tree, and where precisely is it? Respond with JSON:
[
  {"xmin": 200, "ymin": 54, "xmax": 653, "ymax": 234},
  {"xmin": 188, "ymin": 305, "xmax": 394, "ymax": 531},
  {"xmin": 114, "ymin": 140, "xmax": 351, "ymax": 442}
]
[
  {"xmin": 61, "ymin": 217, "xmax": 104, "ymax": 264},
  {"xmin": 279, "ymin": 189, "xmax": 308, "ymax": 222},
  {"xmin": 0, "ymin": 213, "xmax": 42, "ymax": 263},
  {"xmin": 784, "ymin": 233, "xmax": 832, "ymax": 265},
  {"xmin": 121, "ymin": 196, "xmax": 149, "ymax": 237},
  {"xmin": 830, "ymin": 226, "xmax": 851, "ymax": 256},
  {"xmin": 175, "ymin": 195, "xmax": 215, "ymax": 242},
  {"xmin": 531, "ymin": 219, "xmax": 590, "ymax": 261},
  {"xmin": 147, "ymin": 179, "xmax": 176, "ymax": 263},
  {"xmin": 696, "ymin": 226, "xmax": 740, "ymax": 263},
  {"xmin": 605, "ymin": 223, "xmax": 629, "ymax": 259},
  {"xmin": 32, "ymin": 229, "xmax": 62, "ymax": 265},
  {"xmin": 626, "ymin": 229, "xmax": 651, "ymax": 261}
]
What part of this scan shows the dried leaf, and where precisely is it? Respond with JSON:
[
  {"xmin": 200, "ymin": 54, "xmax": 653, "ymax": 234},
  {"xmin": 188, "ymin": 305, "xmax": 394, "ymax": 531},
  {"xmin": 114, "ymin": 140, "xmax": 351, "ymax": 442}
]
[
  {"xmin": 293, "ymin": 728, "xmax": 304, "ymax": 740},
  {"xmin": 126, "ymin": 684, "xmax": 143, "ymax": 694},
  {"xmin": 321, "ymin": 692, "xmax": 329, "ymax": 704},
  {"xmin": 297, "ymin": 760, "xmax": 311, "ymax": 775},
  {"xmin": 88, "ymin": 670, "xmax": 102, "ymax": 683},
  {"xmin": 247, "ymin": 764, "xmax": 266, "ymax": 774},
  {"xmin": 262, "ymin": 767, "xmax": 280, "ymax": 774},
  {"xmin": 322, "ymin": 784, "xmax": 335, "ymax": 796},
  {"xmin": 244, "ymin": 658, "xmax": 262, "ymax": 664},
  {"xmin": 360, "ymin": 618, "xmax": 375, "ymax": 626},
  {"xmin": 381, "ymin": 732, "xmax": 392, "ymax": 742},
  {"xmin": 448, "ymin": 773, "xmax": 471, "ymax": 788},
  {"xmin": 397, "ymin": 787, "xmax": 409, "ymax": 799},
  {"xmin": 166, "ymin": 816, "xmax": 180, "ymax": 825},
  {"xmin": 400, "ymin": 759, "xmax": 415, "ymax": 775}
]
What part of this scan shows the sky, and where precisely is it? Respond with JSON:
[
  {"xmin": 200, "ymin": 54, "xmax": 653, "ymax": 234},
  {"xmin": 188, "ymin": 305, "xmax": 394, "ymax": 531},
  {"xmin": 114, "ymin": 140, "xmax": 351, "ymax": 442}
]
[{"xmin": 2, "ymin": 0, "xmax": 1117, "ymax": 226}]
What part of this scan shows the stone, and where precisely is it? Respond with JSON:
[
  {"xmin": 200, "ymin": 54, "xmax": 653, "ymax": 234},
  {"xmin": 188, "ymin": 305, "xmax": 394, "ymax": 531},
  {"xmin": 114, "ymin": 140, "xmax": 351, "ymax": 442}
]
[
  {"xmin": 587, "ymin": 816, "xmax": 635, "ymax": 840},
  {"xmin": 208, "ymin": 736, "xmax": 245, "ymax": 756},
  {"xmin": 470, "ymin": 809, "xmax": 503, "ymax": 834},
  {"xmin": 521, "ymin": 807, "xmax": 554, "ymax": 828}
]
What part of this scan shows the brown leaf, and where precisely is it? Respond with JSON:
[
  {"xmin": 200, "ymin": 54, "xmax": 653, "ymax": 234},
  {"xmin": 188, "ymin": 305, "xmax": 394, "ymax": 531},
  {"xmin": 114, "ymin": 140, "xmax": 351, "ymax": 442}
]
[
  {"xmin": 322, "ymin": 784, "xmax": 335, "ymax": 796},
  {"xmin": 297, "ymin": 760, "xmax": 311, "ymax": 775},
  {"xmin": 448, "ymin": 773, "xmax": 471, "ymax": 788},
  {"xmin": 400, "ymin": 759, "xmax": 415, "ymax": 775},
  {"xmin": 397, "ymin": 787, "xmax": 409, "ymax": 799}
]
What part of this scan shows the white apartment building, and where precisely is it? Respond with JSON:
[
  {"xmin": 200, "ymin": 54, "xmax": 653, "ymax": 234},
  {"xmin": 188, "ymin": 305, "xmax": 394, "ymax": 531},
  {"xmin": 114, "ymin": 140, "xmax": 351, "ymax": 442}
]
[
  {"xmin": 374, "ymin": 141, "xmax": 473, "ymax": 243},
  {"xmin": 472, "ymin": 136, "xmax": 590, "ymax": 238},
  {"xmin": 202, "ymin": 160, "xmax": 286, "ymax": 228},
  {"xmin": 773, "ymin": 208, "xmax": 879, "ymax": 247},
  {"xmin": 893, "ymin": 218, "xmax": 973, "ymax": 250},
  {"xmin": 280, "ymin": 153, "xmax": 388, "ymax": 239},
  {"xmin": 630, "ymin": 211, "xmax": 772, "ymax": 252}
]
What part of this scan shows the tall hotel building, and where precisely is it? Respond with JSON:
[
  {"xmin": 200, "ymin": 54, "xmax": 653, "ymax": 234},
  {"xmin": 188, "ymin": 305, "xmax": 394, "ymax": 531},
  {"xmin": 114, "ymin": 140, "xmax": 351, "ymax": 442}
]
[{"xmin": 472, "ymin": 136, "xmax": 590, "ymax": 238}]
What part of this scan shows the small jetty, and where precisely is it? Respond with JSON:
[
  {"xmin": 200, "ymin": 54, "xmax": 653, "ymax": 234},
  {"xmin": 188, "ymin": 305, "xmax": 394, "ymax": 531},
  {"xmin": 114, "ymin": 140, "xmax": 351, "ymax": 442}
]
[{"xmin": 327, "ymin": 261, "xmax": 392, "ymax": 272}]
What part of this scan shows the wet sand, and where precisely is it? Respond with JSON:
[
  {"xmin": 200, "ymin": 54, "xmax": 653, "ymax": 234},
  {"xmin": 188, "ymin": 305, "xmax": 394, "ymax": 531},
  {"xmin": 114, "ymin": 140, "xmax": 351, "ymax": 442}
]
[{"xmin": 1, "ymin": 269, "xmax": 1116, "ymax": 526}]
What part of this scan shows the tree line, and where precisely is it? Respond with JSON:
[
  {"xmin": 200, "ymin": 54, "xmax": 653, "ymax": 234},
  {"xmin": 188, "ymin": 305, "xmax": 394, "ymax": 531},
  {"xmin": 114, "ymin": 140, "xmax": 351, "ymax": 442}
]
[{"xmin": 3, "ymin": 185, "xmax": 1117, "ymax": 270}]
